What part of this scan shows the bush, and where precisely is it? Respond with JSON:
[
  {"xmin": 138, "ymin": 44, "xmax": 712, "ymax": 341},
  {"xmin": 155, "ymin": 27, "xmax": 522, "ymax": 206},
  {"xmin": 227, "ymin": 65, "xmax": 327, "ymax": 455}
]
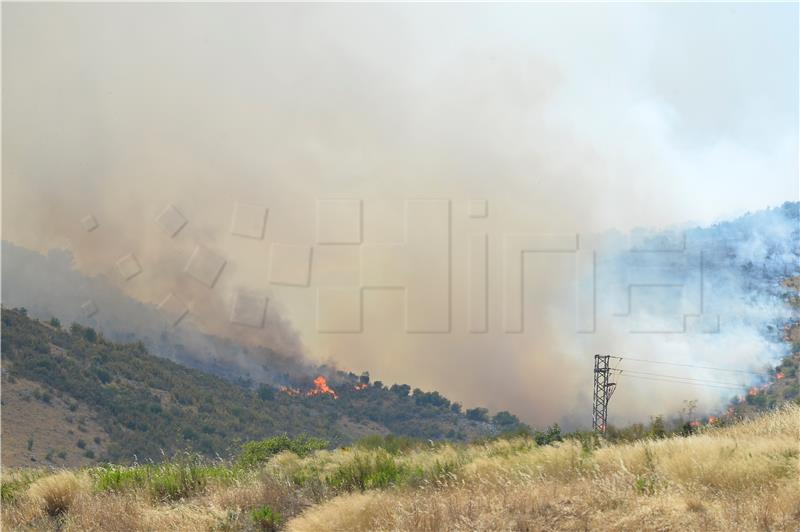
[
  {"xmin": 356, "ymin": 434, "xmax": 420, "ymax": 454},
  {"xmin": 251, "ymin": 505, "xmax": 282, "ymax": 531},
  {"xmin": 92, "ymin": 456, "xmax": 236, "ymax": 502},
  {"xmin": 534, "ymin": 424, "xmax": 563, "ymax": 445},
  {"xmin": 1, "ymin": 482, "xmax": 18, "ymax": 503},
  {"xmin": 237, "ymin": 434, "xmax": 328, "ymax": 468},
  {"xmin": 28, "ymin": 471, "xmax": 86, "ymax": 516},
  {"xmin": 327, "ymin": 451, "xmax": 406, "ymax": 492}
]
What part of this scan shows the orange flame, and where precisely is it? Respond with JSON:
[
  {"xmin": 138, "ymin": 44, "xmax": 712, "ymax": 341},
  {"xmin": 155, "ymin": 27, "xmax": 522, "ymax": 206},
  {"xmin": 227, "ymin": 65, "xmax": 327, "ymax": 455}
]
[
  {"xmin": 354, "ymin": 383, "xmax": 369, "ymax": 391},
  {"xmin": 748, "ymin": 387, "xmax": 759, "ymax": 396},
  {"xmin": 689, "ymin": 420, "xmax": 700, "ymax": 428},
  {"xmin": 279, "ymin": 386, "xmax": 301, "ymax": 397},
  {"xmin": 775, "ymin": 372, "xmax": 785, "ymax": 380},
  {"xmin": 307, "ymin": 376, "xmax": 338, "ymax": 399},
  {"xmin": 708, "ymin": 416, "xmax": 717, "ymax": 424}
]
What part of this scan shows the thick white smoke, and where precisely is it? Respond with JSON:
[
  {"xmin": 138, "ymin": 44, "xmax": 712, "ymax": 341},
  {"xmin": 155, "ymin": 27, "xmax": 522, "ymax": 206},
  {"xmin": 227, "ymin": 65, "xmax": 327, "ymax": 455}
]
[{"xmin": 2, "ymin": 4, "xmax": 797, "ymax": 426}]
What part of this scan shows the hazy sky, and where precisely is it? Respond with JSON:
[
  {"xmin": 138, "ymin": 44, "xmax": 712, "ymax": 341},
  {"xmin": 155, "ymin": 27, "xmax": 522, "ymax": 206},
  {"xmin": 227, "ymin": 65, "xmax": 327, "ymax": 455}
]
[{"xmin": 3, "ymin": 3, "xmax": 798, "ymax": 425}]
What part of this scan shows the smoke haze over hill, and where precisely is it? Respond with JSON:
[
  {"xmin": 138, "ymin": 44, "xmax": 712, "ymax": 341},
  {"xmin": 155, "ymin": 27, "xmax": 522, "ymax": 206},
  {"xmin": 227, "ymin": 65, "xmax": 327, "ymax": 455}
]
[
  {"xmin": 2, "ymin": 4, "xmax": 798, "ymax": 427},
  {"xmin": 4, "ymin": 203, "xmax": 797, "ymax": 426}
]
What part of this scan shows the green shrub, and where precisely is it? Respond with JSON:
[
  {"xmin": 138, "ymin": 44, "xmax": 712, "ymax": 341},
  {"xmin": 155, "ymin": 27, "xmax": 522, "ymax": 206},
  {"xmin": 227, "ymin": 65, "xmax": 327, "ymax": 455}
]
[
  {"xmin": 1, "ymin": 471, "xmax": 47, "ymax": 504},
  {"xmin": 1, "ymin": 482, "xmax": 18, "ymax": 503},
  {"xmin": 327, "ymin": 451, "xmax": 406, "ymax": 492},
  {"xmin": 251, "ymin": 505, "xmax": 282, "ymax": 531},
  {"xmin": 92, "ymin": 456, "xmax": 236, "ymax": 502},
  {"xmin": 356, "ymin": 434, "xmax": 419, "ymax": 454},
  {"xmin": 237, "ymin": 434, "xmax": 328, "ymax": 468}
]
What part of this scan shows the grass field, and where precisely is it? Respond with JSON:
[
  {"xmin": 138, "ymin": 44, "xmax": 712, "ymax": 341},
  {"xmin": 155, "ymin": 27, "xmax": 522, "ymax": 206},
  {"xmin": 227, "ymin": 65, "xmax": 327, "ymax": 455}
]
[{"xmin": 2, "ymin": 403, "xmax": 798, "ymax": 531}]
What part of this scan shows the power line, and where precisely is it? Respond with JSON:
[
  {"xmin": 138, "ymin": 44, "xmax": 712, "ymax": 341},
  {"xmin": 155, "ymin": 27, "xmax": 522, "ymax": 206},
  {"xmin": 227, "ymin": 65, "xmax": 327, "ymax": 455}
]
[
  {"xmin": 614, "ymin": 373, "xmax": 744, "ymax": 391},
  {"xmin": 611, "ymin": 368, "xmax": 748, "ymax": 388},
  {"xmin": 591, "ymin": 353, "xmax": 763, "ymax": 431},
  {"xmin": 611, "ymin": 356, "xmax": 771, "ymax": 376}
]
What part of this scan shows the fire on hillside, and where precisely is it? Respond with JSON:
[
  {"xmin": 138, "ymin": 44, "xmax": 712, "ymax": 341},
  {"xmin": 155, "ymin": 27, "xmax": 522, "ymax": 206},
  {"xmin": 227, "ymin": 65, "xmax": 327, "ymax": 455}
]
[{"xmin": 280, "ymin": 376, "xmax": 340, "ymax": 399}]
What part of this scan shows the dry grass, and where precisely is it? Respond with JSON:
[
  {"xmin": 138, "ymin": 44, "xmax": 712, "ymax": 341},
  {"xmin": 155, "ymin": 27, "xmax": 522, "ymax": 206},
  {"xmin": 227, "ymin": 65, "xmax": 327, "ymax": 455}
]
[
  {"xmin": 288, "ymin": 404, "xmax": 800, "ymax": 531},
  {"xmin": 27, "ymin": 471, "xmax": 88, "ymax": 517},
  {"xmin": 2, "ymin": 404, "xmax": 799, "ymax": 531}
]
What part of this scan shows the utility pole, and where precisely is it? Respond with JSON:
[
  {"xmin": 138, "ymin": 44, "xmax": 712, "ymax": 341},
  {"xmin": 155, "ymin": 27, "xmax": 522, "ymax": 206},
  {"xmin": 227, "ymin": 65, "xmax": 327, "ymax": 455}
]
[{"xmin": 592, "ymin": 354, "xmax": 616, "ymax": 433}]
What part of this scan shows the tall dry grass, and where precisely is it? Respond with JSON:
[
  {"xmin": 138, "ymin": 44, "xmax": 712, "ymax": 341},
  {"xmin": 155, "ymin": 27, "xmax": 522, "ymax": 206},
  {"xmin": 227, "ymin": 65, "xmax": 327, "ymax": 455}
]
[
  {"xmin": 2, "ymin": 404, "xmax": 798, "ymax": 531},
  {"xmin": 287, "ymin": 404, "xmax": 800, "ymax": 531}
]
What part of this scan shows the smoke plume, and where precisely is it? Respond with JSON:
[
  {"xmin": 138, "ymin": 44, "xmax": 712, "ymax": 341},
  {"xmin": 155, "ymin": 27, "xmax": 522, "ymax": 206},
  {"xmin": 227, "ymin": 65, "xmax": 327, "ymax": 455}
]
[{"xmin": 3, "ymin": 4, "xmax": 798, "ymax": 426}]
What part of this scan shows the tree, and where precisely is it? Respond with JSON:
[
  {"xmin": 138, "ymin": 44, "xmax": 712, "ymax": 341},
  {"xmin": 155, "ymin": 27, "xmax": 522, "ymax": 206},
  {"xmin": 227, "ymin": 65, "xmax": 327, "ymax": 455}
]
[
  {"xmin": 49, "ymin": 317, "xmax": 61, "ymax": 328},
  {"xmin": 412, "ymin": 389, "xmax": 451, "ymax": 409},
  {"xmin": 390, "ymin": 384, "xmax": 411, "ymax": 397},
  {"xmin": 546, "ymin": 423, "xmax": 562, "ymax": 442},
  {"xmin": 83, "ymin": 327, "xmax": 97, "ymax": 342},
  {"xmin": 466, "ymin": 407, "xmax": 489, "ymax": 422},
  {"xmin": 492, "ymin": 411, "xmax": 520, "ymax": 427},
  {"xmin": 257, "ymin": 384, "xmax": 274, "ymax": 401},
  {"xmin": 534, "ymin": 424, "xmax": 562, "ymax": 445},
  {"xmin": 650, "ymin": 415, "xmax": 666, "ymax": 439}
]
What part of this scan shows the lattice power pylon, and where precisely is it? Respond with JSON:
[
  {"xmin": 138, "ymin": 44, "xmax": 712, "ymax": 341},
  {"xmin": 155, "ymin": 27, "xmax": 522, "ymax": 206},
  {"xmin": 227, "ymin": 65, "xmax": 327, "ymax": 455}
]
[{"xmin": 592, "ymin": 354, "xmax": 617, "ymax": 433}]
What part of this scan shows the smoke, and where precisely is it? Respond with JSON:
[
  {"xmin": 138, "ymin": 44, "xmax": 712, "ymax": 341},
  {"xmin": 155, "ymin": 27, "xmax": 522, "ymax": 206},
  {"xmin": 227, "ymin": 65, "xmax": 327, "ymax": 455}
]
[
  {"xmin": 0, "ymin": 241, "xmax": 314, "ymax": 385},
  {"xmin": 2, "ymin": 4, "xmax": 798, "ymax": 426},
  {"xmin": 564, "ymin": 204, "xmax": 800, "ymax": 425}
]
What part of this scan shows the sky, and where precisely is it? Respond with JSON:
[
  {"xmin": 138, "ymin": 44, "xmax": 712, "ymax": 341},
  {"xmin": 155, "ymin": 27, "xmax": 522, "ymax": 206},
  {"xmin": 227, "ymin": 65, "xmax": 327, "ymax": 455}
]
[{"xmin": 2, "ymin": 3, "xmax": 798, "ymax": 425}]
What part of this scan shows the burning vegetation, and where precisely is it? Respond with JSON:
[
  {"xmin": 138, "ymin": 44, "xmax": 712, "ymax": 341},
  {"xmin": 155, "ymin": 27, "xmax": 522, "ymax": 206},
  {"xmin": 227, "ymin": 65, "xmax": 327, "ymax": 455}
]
[
  {"xmin": 279, "ymin": 386, "xmax": 301, "ymax": 397},
  {"xmin": 281, "ymin": 372, "xmax": 372, "ymax": 400},
  {"xmin": 307, "ymin": 376, "xmax": 338, "ymax": 399},
  {"xmin": 280, "ymin": 376, "xmax": 339, "ymax": 399}
]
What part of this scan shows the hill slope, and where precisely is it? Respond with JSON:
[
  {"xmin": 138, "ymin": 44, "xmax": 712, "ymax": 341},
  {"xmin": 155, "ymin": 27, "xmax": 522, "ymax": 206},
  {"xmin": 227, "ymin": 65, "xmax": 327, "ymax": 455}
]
[{"xmin": 1, "ymin": 308, "xmax": 514, "ymax": 466}]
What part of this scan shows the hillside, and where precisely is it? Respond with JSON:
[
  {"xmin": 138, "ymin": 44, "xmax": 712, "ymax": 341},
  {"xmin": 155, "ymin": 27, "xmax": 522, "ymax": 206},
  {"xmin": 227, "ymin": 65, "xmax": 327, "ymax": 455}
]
[
  {"xmin": 2, "ymin": 403, "xmax": 798, "ymax": 531},
  {"xmin": 0, "ymin": 240, "xmax": 314, "ymax": 388},
  {"xmin": 1, "ymin": 308, "xmax": 519, "ymax": 466},
  {"xmin": 2, "ymin": 201, "xmax": 797, "ymax": 426},
  {"xmin": 725, "ymin": 276, "xmax": 800, "ymax": 417}
]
